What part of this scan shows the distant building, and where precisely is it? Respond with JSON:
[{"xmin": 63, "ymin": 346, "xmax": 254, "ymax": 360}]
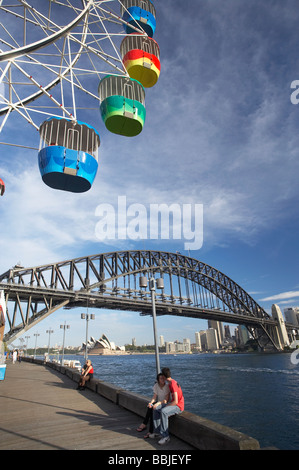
[
  {"xmin": 235, "ymin": 325, "xmax": 250, "ymax": 347},
  {"xmin": 165, "ymin": 341, "xmax": 176, "ymax": 353},
  {"xmin": 206, "ymin": 328, "xmax": 219, "ymax": 351},
  {"xmin": 195, "ymin": 332, "xmax": 202, "ymax": 351},
  {"xmin": 284, "ymin": 307, "xmax": 299, "ymax": 327},
  {"xmin": 165, "ymin": 339, "xmax": 191, "ymax": 353},
  {"xmin": 183, "ymin": 338, "xmax": 191, "ymax": 353},
  {"xmin": 224, "ymin": 325, "xmax": 231, "ymax": 339},
  {"xmin": 198, "ymin": 331, "xmax": 207, "ymax": 351},
  {"xmin": 208, "ymin": 320, "xmax": 224, "ymax": 346}
]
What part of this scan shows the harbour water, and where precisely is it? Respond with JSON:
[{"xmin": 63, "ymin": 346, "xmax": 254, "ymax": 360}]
[{"xmin": 60, "ymin": 352, "xmax": 299, "ymax": 450}]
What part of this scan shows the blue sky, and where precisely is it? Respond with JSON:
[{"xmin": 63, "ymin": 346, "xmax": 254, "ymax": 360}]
[{"xmin": 0, "ymin": 0, "xmax": 299, "ymax": 349}]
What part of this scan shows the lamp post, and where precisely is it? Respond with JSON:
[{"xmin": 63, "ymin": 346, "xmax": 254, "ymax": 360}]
[
  {"xmin": 60, "ymin": 322, "xmax": 70, "ymax": 365},
  {"xmin": 46, "ymin": 328, "xmax": 54, "ymax": 357},
  {"xmin": 25, "ymin": 335, "xmax": 30, "ymax": 356},
  {"xmin": 33, "ymin": 332, "xmax": 40, "ymax": 358},
  {"xmin": 81, "ymin": 313, "xmax": 95, "ymax": 361},
  {"xmin": 139, "ymin": 275, "xmax": 164, "ymax": 375}
]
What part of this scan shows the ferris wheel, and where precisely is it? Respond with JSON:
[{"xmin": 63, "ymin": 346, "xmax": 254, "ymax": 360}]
[{"xmin": 0, "ymin": 0, "xmax": 160, "ymax": 193}]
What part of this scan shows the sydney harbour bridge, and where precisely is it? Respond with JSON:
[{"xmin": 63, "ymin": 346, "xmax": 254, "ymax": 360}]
[{"xmin": 0, "ymin": 250, "xmax": 296, "ymax": 351}]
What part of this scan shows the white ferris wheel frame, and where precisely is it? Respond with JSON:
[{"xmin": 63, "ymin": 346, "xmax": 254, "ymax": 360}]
[{"xmin": 0, "ymin": 0, "xmax": 148, "ymax": 143}]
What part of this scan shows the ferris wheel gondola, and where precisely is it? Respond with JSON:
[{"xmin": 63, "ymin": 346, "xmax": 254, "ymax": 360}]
[
  {"xmin": 121, "ymin": 0, "xmax": 156, "ymax": 38},
  {"xmin": 0, "ymin": 0, "xmax": 160, "ymax": 193},
  {"xmin": 38, "ymin": 118, "xmax": 100, "ymax": 193},
  {"xmin": 0, "ymin": 178, "xmax": 5, "ymax": 196},
  {"xmin": 98, "ymin": 75, "xmax": 146, "ymax": 136},
  {"xmin": 120, "ymin": 34, "xmax": 160, "ymax": 88}
]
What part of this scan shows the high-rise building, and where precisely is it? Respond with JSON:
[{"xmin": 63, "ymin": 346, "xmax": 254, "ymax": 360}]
[
  {"xmin": 199, "ymin": 330, "xmax": 207, "ymax": 350},
  {"xmin": 195, "ymin": 331, "xmax": 202, "ymax": 351},
  {"xmin": 165, "ymin": 341, "xmax": 176, "ymax": 353},
  {"xmin": 206, "ymin": 328, "xmax": 219, "ymax": 351},
  {"xmin": 183, "ymin": 338, "xmax": 191, "ymax": 353},
  {"xmin": 208, "ymin": 320, "xmax": 224, "ymax": 346},
  {"xmin": 159, "ymin": 335, "xmax": 165, "ymax": 347},
  {"xmin": 224, "ymin": 325, "xmax": 231, "ymax": 339},
  {"xmin": 235, "ymin": 325, "xmax": 250, "ymax": 346},
  {"xmin": 284, "ymin": 307, "xmax": 299, "ymax": 326}
]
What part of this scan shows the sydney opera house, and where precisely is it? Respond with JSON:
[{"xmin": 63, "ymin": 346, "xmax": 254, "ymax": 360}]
[{"xmin": 80, "ymin": 334, "xmax": 126, "ymax": 355}]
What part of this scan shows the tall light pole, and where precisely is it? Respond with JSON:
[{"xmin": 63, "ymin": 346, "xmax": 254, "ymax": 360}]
[
  {"xmin": 46, "ymin": 328, "xmax": 54, "ymax": 357},
  {"xmin": 60, "ymin": 322, "xmax": 70, "ymax": 365},
  {"xmin": 33, "ymin": 332, "xmax": 40, "ymax": 358},
  {"xmin": 139, "ymin": 275, "xmax": 164, "ymax": 375},
  {"xmin": 81, "ymin": 313, "xmax": 95, "ymax": 362},
  {"xmin": 25, "ymin": 335, "xmax": 30, "ymax": 356}
]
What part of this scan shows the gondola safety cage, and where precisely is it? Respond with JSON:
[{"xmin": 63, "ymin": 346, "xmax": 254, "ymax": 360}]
[
  {"xmin": 38, "ymin": 117, "xmax": 100, "ymax": 193},
  {"xmin": 98, "ymin": 75, "xmax": 146, "ymax": 137}
]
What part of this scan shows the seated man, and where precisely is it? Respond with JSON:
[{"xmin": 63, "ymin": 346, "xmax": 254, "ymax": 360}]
[{"xmin": 152, "ymin": 367, "xmax": 184, "ymax": 445}]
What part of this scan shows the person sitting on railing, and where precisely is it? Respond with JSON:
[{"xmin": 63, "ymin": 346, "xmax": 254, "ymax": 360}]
[
  {"xmin": 76, "ymin": 359, "xmax": 94, "ymax": 390},
  {"xmin": 136, "ymin": 373, "xmax": 170, "ymax": 438},
  {"xmin": 152, "ymin": 367, "xmax": 184, "ymax": 445}
]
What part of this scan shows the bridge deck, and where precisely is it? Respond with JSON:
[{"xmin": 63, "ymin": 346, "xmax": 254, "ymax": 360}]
[{"xmin": 0, "ymin": 361, "xmax": 195, "ymax": 451}]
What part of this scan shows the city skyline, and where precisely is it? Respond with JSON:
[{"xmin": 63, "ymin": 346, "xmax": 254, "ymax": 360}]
[
  {"xmin": 1, "ymin": 1, "xmax": 299, "ymax": 348},
  {"xmin": 13, "ymin": 308, "xmax": 297, "ymax": 352}
]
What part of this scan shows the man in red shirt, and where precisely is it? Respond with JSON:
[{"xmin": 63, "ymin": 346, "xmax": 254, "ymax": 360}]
[{"xmin": 152, "ymin": 367, "xmax": 184, "ymax": 445}]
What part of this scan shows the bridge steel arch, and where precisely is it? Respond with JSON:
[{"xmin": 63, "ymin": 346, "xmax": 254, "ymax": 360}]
[{"xmin": 0, "ymin": 250, "xmax": 287, "ymax": 350}]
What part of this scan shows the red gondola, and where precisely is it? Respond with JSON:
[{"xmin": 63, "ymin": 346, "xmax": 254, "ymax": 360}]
[
  {"xmin": 120, "ymin": 34, "xmax": 160, "ymax": 88},
  {"xmin": 0, "ymin": 178, "xmax": 5, "ymax": 196}
]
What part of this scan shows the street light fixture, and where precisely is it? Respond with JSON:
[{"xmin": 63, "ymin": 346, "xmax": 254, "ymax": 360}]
[
  {"xmin": 81, "ymin": 313, "xmax": 95, "ymax": 361},
  {"xmin": 60, "ymin": 322, "xmax": 70, "ymax": 365},
  {"xmin": 139, "ymin": 275, "xmax": 164, "ymax": 375}
]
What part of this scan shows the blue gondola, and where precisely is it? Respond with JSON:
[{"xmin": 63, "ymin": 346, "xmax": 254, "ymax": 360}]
[
  {"xmin": 38, "ymin": 117, "xmax": 100, "ymax": 193},
  {"xmin": 120, "ymin": 0, "xmax": 156, "ymax": 38}
]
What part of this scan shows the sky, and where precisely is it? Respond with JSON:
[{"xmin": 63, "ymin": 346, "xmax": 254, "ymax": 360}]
[{"xmin": 0, "ymin": 0, "xmax": 299, "ymax": 349}]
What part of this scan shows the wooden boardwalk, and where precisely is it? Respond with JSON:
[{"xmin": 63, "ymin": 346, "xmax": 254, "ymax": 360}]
[{"xmin": 0, "ymin": 361, "xmax": 195, "ymax": 451}]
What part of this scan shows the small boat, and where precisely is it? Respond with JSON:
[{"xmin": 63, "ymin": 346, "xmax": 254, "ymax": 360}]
[{"xmin": 70, "ymin": 360, "xmax": 82, "ymax": 371}]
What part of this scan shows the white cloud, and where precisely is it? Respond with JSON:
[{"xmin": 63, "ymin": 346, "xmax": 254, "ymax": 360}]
[{"xmin": 260, "ymin": 291, "xmax": 299, "ymax": 302}]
